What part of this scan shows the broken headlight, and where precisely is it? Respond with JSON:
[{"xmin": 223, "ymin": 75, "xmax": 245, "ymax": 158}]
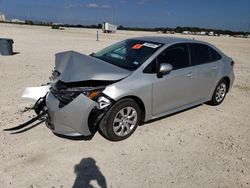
[
  {"xmin": 51, "ymin": 86, "xmax": 105, "ymax": 108},
  {"xmin": 51, "ymin": 89, "xmax": 80, "ymax": 108},
  {"xmin": 51, "ymin": 81, "xmax": 113, "ymax": 109}
]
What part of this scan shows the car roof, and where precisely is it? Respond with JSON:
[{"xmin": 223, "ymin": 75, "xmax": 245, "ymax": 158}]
[
  {"xmin": 131, "ymin": 36, "xmax": 226, "ymax": 58},
  {"xmin": 132, "ymin": 36, "xmax": 201, "ymax": 45}
]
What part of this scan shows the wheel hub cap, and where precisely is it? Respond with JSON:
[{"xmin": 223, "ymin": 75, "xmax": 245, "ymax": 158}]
[
  {"xmin": 215, "ymin": 83, "xmax": 226, "ymax": 103},
  {"xmin": 113, "ymin": 107, "xmax": 138, "ymax": 137}
]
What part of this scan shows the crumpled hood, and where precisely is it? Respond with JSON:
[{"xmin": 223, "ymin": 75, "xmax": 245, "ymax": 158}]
[{"xmin": 55, "ymin": 51, "xmax": 131, "ymax": 83}]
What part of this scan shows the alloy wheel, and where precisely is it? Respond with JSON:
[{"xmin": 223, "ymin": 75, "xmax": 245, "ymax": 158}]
[
  {"xmin": 215, "ymin": 82, "xmax": 227, "ymax": 103},
  {"xmin": 113, "ymin": 107, "xmax": 138, "ymax": 137}
]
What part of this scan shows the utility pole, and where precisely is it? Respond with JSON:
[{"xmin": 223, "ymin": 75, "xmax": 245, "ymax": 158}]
[
  {"xmin": 28, "ymin": 8, "xmax": 31, "ymax": 20},
  {"xmin": 112, "ymin": 6, "xmax": 115, "ymax": 24}
]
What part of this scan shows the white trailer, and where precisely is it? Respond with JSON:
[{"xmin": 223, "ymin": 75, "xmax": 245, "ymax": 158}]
[{"xmin": 102, "ymin": 22, "xmax": 117, "ymax": 33}]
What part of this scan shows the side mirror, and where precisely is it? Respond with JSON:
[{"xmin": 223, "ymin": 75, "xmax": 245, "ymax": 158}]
[{"xmin": 157, "ymin": 63, "xmax": 173, "ymax": 78}]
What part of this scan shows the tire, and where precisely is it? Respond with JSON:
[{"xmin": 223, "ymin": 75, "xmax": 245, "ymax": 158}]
[
  {"xmin": 208, "ymin": 79, "xmax": 228, "ymax": 106},
  {"xmin": 99, "ymin": 98, "xmax": 141, "ymax": 141}
]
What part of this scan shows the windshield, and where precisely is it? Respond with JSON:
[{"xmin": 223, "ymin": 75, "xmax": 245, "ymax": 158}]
[{"xmin": 93, "ymin": 39, "xmax": 163, "ymax": 71}]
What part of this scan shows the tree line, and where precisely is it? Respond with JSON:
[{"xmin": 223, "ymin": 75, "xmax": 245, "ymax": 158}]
[{"xmin": 7, "ymin": 20, "xmax": 248, "ymax": 36}]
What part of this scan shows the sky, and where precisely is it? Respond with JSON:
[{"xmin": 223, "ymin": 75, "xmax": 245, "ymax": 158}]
[{"xmin": 0, "ymin": 0, "xmax": 249, "ymax": 32}]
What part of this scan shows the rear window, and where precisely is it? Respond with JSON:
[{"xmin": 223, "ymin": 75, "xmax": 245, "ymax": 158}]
[
  {"xmin": 189, "ymin": 43, "xmax": 211, "ymax": 65},
  {"xmin": 209, "ymin": 47, "xmax": 222, "ymax": 62}
]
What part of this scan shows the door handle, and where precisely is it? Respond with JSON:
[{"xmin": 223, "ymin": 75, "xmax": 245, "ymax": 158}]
[
  {"xmin": 212, "ymin": 66, "xmax": 218, "ymax": 70},
  {"xmin": 187, "ymin": 72, "xmax": 193, "ymax": 77}
]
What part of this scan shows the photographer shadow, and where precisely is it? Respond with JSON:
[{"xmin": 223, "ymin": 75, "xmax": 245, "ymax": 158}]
[{"xmin": 73, "ymin": 158, "xmax": 107, "ymax": 188}]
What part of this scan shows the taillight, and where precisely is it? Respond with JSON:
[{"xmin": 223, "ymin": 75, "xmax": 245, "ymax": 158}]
[{"xmin": 231, "ymin": 61, "xmax": 235, "ymax": 66}]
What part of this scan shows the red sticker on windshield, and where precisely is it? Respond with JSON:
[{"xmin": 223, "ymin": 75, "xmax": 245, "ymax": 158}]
[{"xmin": 132, "ymin": 44, "xmax": 143, "ymax": 49}]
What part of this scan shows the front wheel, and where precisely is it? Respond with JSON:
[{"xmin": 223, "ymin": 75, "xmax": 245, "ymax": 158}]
[
  {"xmin": 208, "ymin": 79, "xmax": 228, "ymax": 106},
  {"xmin": 99, "ymin": 99, "xmax": 141, "ymax": 141}
]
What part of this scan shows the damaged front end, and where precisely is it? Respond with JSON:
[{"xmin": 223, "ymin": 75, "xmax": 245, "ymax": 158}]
[
  {"xmin": 45, "ymin": 80, "xmax": 115, "ymax": 136},
  {"xmin": 18, "ymin": 80, "xmax": 115, "ymax": 137},
  {"xmin": 15, "ymin": 51, "xmax": 131, "ymax": 137}
]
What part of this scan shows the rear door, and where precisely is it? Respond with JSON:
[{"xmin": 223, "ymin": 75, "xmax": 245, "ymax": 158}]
[
  {"xmin": 188, "ymin": 43, "xmax": 220, "ymax": 101},
  {"xmin": 151, "ymin": 43, "xmax": 195, "ymax": 116}
]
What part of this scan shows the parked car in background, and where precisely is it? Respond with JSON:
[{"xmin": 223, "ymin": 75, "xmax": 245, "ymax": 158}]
[{"xmin": 22, "ymin": 37, "xmax": 235, "ymax": 141}]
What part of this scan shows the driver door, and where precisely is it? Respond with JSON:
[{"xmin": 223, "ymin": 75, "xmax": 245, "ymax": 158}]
[{"xmin": 152, "ymin": 43, "xmax": 195, "ymax": 116}]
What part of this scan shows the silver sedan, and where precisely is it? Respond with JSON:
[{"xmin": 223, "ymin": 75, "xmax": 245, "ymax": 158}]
[{"xmin": 22, "ymin": 37, "xmax": 235, "ymax": 141}]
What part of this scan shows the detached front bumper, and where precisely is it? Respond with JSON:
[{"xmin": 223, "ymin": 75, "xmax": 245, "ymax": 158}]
[{"xmin": 46, "ymin": 92, "xmax": 98, "ymax": 136}]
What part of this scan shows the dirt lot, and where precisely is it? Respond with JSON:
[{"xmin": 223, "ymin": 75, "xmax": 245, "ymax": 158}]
[{"xmin": 0, "ymin": 23, "xmax": 250, "ymax": 188}]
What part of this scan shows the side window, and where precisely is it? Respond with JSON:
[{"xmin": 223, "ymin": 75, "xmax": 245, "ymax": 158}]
[
  {"xmin": 157, "ymin": 43, "xmax": 190, "ymax": 70},
  {"xmin": 209, "ymin": 47, "xmax": 222, "ymax": 62},
  {"xmin": 143, "ymin": 59, "xmax": 158, "ymax": 73},
  {"xmin": 189, "ymin": 43, "xmax": 211, "ymax": 65}
]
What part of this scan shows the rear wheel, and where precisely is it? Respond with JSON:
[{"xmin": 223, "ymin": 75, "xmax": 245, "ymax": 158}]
[
  {"xmin": 99, "ymin": 98, "xmax": 141, "ymax": 141},
  {"xmin": 208, "ymin": 79, "xmax": 228, "ymax": 106}
]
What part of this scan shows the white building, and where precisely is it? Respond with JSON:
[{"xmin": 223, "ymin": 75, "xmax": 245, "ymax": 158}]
[
  {"xmin": 11, "ymin": 19, "xmax": 25, "ymax": 24},
  {"xmin": 183, "ymin": 31, "xmax": 191, "ymax": 35},
  {"xmin": 200, "ymin": 31, "xmax": 208, "ymax": 35},
  {"xmin": 0, "ymin": 12, "xmax": 6, "ymax": 21}
]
